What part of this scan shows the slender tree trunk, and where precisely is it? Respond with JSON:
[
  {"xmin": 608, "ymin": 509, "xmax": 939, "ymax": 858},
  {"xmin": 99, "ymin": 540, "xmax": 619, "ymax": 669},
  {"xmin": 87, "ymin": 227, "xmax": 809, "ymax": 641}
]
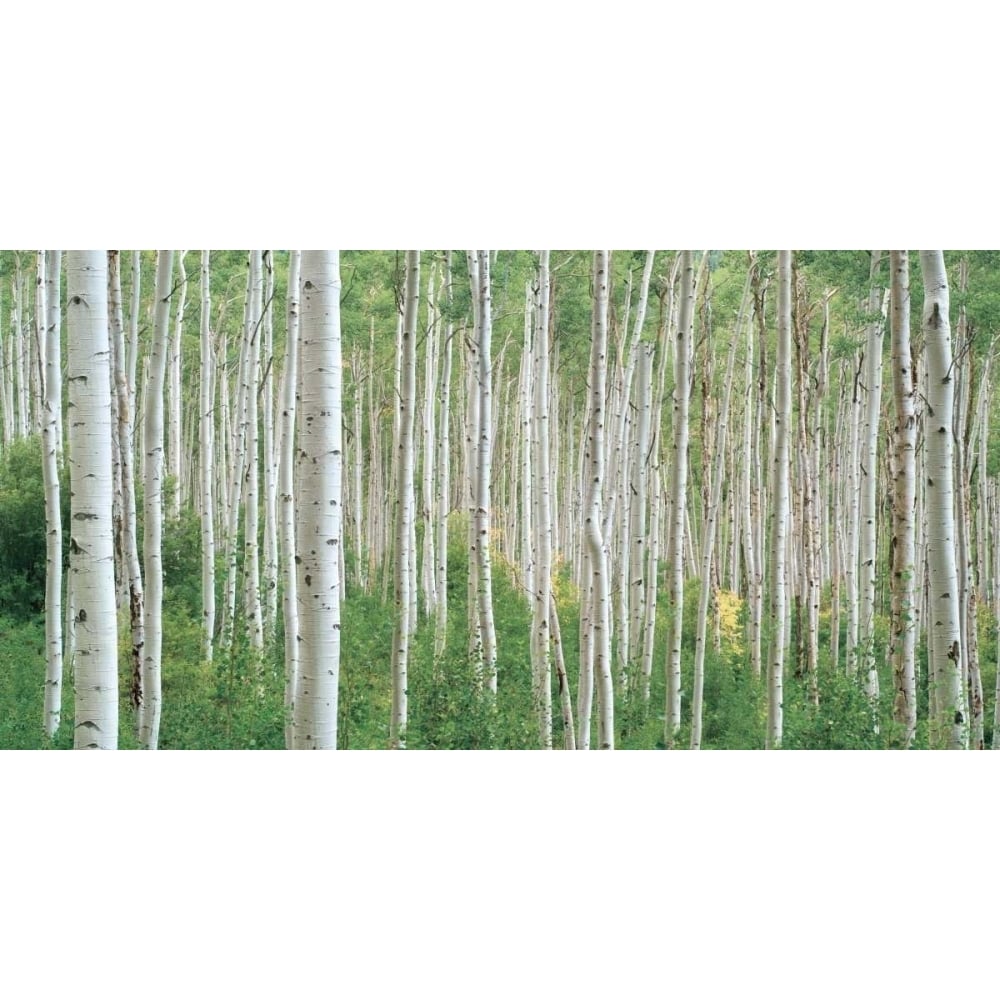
[
  {"xmin": 168, "ymin": 251, "xmax": 187, "ymax": 518},
  {"xmin": 281, "ymin": 250, "xmax": 301, "ymax": 748},
  {"xmin": 41, "ymin": 251, "xmax": 62, "ymax": 738},
  {"xmin": 140, "ymin": 251, "xmax": 173, "ymax": 749},
  {"xmin": 67, "ymin": 250, "xmax": 118, "ymax": 749},
  {"xmin": 292, "ymin": 250, "xmax": 343, "ymax": 749},
  {"xmin": 920, "ymin": 250, "xmax": 965, "ymax": 749},
  {"xmin": 243, "ymin": 251, "xmax": 265, "ymax": 653},
  {"xmin": 859, "ymin": 254, "xmax": 886, "ymax": 708},
  {"xmin": 766, "ymin": 251, "xmax": 793, "ymax": 749},
  {"xmin": 108, "ymin": 251, "xmax": 145, "ymax": 715},
  {"xmin": 390, "ymin": 251, "xmax": 419, "ymax": 747},
  {"xmin": 888, "ymin": 250, "xmax": 917, "ymax": 744},
  {"xmin": 665, "ymin": 251, "xmax": 694, "ymax": 745},
  {"xmin": 200, "ymin": 250, "xmax": 216, "ymax": 662},
  {"xmin": 474, "ymin": 251, "xmax": 499, "ymax": 694}
]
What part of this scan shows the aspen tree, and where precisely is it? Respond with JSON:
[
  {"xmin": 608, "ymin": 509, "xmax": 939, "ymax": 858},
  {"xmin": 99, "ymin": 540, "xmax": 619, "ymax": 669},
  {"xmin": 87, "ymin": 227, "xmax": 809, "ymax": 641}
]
[
  {"xmin": 471, "ymin": 250, "xmax": 499, "ymax": 693},
  {"xmin": 140, "ymin": 251, "xmax": 173, "ymax": 749},
  {"xmin": 108, "ymin": 251, "xmax": 144, "ymax": 711},
  {"xmin": 888, "ymin": 251, "xmax": 917, "ymax": 743},
  {"xmin": 531, "ymin": 250, "xmax": 554, "ymax": 747},
  {"xmin": 243, "ymin": 251, "xmax": 264, "ymax": 653},
  {"xmin": 200, "ymin": 250, "xmax": 216, "ymax": 662},
  {"xmin": 665, "ymin": 251, "xmax": 694, "ymax": 745},
  {"xmin": 859, "ymin": 254, "xmax": 886, "ymax": 706},
  {"xmin": 920, "ymin": 250, "xmax": 965, "ymax": 749},
  {"xmin": 433, "ymin": 253, "xmax": 454, "ymax": 662},
  {"xmin": 421, "ymin": 261, "xmax": 439, "ymax": 619},
  {"xmin": 293, "ymin": 250, "xmax": 342, "ymax": 749},
  {"xmin": 587, "ymin": 250, "xmax": 614, "ymax": 749},
  {"xmin": 67, "ymin": 250, "xmax": 118, "ymax": 749},
  {"xmin": 262, "ymin": 251, "xmax": 279, "ymax": 636},
  {"xmin": 281, "ymin": 250, "xmax": 300, "ymax": 747},
  {"xmin": 168, "ymin": 251, "xmax": 187, "ymax": 518},
  {"xmin": 390, "ymin": 251, "xmax": 419, "ymax": 747},
  {"xmin": 40, "ymin": 251, "xmax": 62, "ymax": 738},
  {"xmin": 766, "ymin": 250, "xmax": 793, "ymax": 749}
]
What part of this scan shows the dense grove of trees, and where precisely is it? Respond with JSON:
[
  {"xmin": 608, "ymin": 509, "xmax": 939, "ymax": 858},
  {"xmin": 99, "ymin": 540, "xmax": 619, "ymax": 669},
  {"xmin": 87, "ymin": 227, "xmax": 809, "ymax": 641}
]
[{"xmin": 3, "ymin": 249, "xmax": 1000, "ymax": 749}]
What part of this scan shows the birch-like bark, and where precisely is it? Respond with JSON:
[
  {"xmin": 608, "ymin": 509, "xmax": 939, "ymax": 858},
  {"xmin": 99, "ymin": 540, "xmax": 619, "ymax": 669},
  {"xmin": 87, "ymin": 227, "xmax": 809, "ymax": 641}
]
[
  {"xmin": 665, "ymin": 251, "xmax": 694, "ymax": 745},
  {"xmin": 281, "ymin": 250, "xmax": 301, "ymax": 747},
  {"xmin": 262, "ymin": 250, "xmax": 279, "ymax": 636},
  {"xmin": 243, "ymin": 250, "xmax": 264, "ymax": 652},
  {"xmin": 888, "ymin": 251, "xmax": 917, "ymax": 744},
  {"xmin": 587, "ymin": 250, "xmax": 614, "ymax": 749},
  {"xmin": 859, "ymin": 254, "xmax": 886, "ymax": 706},
  {"xmin": 168, "ymin": 251, "xmax": 187, "ymax": 518},
  {"xmin": 67, "ymin": 250, "xmax": 118, "ymax": 749},
  {"xmin": 532, "ymin": 250, "xmax": 554, "ymax": 746},
  {"xmin": 200, "ymin": 251, "xmax": 216, "ymax": 662},
  {"xmin": 293, "ymin": 250, "xmax": 342, "ymax": 749},
  {"xmin": 108, "ymin": 251, "xmax": 145, "ymax": 713},
  {"xmin": 920, "ymin": 250, "xmax": 965, "ymax": 749},
  {"xmin": 766, "ymin": 250, "xmax": 793, "ymax": 749},
  {"xmin": 434, "ymin": 253, "xmax": 454, "ymax": 662},
  {"xmin": 474, "ymin": 250, "xmax": 499, "ymax": 694},
  {"xmin": 140, "ymin": 251, "xmax": 173, "ymax": 749},
  {"xmin": 40, "ymin": 251, "xmax": 62, "ymax": 738},
  {"xmin": 390, "ymin": 251, "xmax": 419, "ymax": 747}
]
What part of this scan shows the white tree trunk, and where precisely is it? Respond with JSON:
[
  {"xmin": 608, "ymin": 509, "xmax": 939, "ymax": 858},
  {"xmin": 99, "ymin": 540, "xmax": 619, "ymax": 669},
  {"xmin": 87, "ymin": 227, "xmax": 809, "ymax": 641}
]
[
  {"xmin": 766, "ymin": 250, "xmax": 793, "ymax": 749},
  {"xmin": 67, "ymin": 250, "xmax": 118, "ymax": 749},
  {"xmin": 390, "ymin": 251, "xmax": 419, "ymax": 747},
  {"xmin": 200, "ymin": 250, "xmax": 216, "ymax": 663},
  {"xmin": 140, "ymin": 251, "xmax": 173, "ymax": 749},
  {"xmin": 281, "ymin": 250, "xmax": 301, "ymax": 748},
  {"xmin": 888, "ymin": 250, "xmax": 917, "ymax": 744},
  {"xmin": 292, "ymin": 250, "xmax": 343, "ymax": 749},
  {"xmin": 920, "ymin": 250, "xmax": 965, "ymax": 749},
  {"xmin": 40, "ymin": 250, "xmax": 63, "ymax": 739},
  {"xmin": 587, "ymin": 250, "xmax": 614, "ymax": 749},
  {"xmin": 168, "ymin": 251, "xmax": 187, "ymax": 518},
  {"xmin": 665, "ymin": 251, "xmax": 694, "ymax": 745},
  {"xmin": 108, "ymin": 251, "xmax": 145, "ymax": 714}
]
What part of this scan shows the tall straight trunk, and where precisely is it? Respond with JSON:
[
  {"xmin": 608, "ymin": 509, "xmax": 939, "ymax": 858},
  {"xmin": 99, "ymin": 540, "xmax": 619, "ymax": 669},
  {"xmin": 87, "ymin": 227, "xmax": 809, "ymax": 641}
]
[
  {"xmin": 766, "ymin": 251, "xmax": 793, "ymax": 749},
  {"xmin": 859, "ymin": 254, "xmax": 886, "ymax": 705},
  {"xmin": 433, "ymin": 253, "xmax": 454, "ymax": 662},
  {"xmin": 390, "ymin": 251, "xmax": 419, "ymax": 747},
  {"xmin": 168, "ymin": 251, "xmax": 187, "ymax": 518},
  {"xmin": 199, "ymin": 251, "xmax": 216, "ymax": 662},
  {"xmin": 41, "ymin": 251, "xmax": 62, "ymax": 738},
  {"xmin": 243, "ymin": 250, "xmax": 264, "ymax": 652},
  {"xmin": 473, "ymin": 250, "xmax": 499, "ymax": 694},
  {"xmin": 920, "ymin": 250, "xmax": 965, "ymax": 749},
  {"xmin": 108, "ymin": 251, "xmax": 145, "ymax": 713},
  {"xmin": 665, "ymin": 251, "xmax": 694, "ymax": 745},
  {"xmin": 281, "ymin": 250, "xmax": 301, "ymax": 747},
  {"xmin": 532, "ymin": 250, "xmax": 554, "ymax": 747},
  {"xmin": 67, "ymin": 250, "xmax": 118, "ymax": 749},
  {"xmin": 140, "ymin": 252, "xmax": 173, "ymax": 749},
  {"xmin": 421, "ymin": 261, "xmax": 439, "ymax": 619},
  {"xmin": 586, "ymin": 250, "xmax": 614, "ymax": 749},
  {"xmin": 292, "ymin": 250, "xmax": 342, "ymax": 749},
  {"xmin": 261, "ymin": 251, "xmax": 279, "ymax": 637},
  {"xmin": 888, "ymin": 250, "xmax": 917, "ymax": 744}
]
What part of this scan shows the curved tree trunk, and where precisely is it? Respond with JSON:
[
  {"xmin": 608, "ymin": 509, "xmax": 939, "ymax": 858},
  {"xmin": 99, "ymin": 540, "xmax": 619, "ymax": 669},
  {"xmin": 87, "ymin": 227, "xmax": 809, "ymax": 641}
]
[{"xmin": 140, "ymin": 251, "xmax": 173, "ymax": 749}]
